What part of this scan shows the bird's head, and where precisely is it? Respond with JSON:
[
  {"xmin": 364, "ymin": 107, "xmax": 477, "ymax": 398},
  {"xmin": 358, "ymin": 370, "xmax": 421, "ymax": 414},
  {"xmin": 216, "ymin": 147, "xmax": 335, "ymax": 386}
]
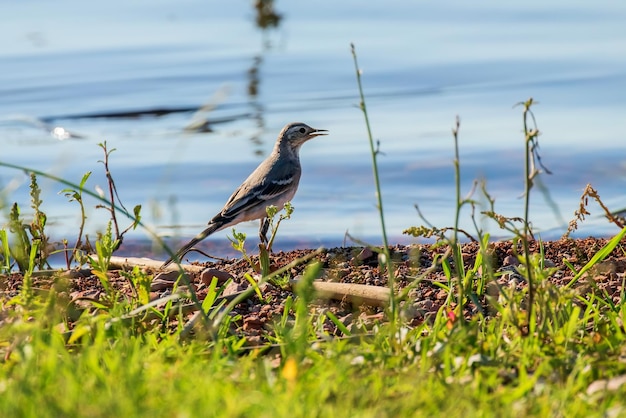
[{"xmin": 279, "ymin": 122, "xmax": 328, "ymax": 149}]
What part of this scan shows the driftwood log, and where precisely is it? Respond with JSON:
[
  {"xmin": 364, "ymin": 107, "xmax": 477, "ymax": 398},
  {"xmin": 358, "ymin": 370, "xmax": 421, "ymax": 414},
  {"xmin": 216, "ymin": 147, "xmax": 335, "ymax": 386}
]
[
  {"xmin": 99, "ymin": 255, "xmax": 391, "ymax": 308},
  {"xmin": 106, "ymin": 256, "xmax": 205, "ymax": 273}
]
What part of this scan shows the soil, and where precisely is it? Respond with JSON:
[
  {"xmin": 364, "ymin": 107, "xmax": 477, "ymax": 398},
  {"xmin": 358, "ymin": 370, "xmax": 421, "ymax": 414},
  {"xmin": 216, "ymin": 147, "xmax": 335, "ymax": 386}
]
[{"xmin": 2, "ymin": 237, "xmax": 625, "ymax": 345}]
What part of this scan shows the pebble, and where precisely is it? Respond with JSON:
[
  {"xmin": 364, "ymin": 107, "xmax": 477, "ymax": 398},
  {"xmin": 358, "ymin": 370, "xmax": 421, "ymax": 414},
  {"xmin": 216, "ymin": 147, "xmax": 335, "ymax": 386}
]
[
  {"xmin": 415, "ymin": 299, "xmax": 434, "ymax": 312},
  {"xmin": 222, "ymin": 281, "xmax": 248, "ymax": 297},
  {"xmin": 243, "ymin": 315, "xmax": 263, "ymax": 331},
  {"xmin": 200, "ymin": 268, "xmax": 234, "ymax": 286},
  {"xmin": 150, "ymin": 270, "xmax": 181, "ymax": 291},
  {"xmin": 357, "ymin": 247, "xmax": 375, "ymax": 262},
  {"xmin": 502, "ymin": 255, "xmax": 520, "ymax": 267}
]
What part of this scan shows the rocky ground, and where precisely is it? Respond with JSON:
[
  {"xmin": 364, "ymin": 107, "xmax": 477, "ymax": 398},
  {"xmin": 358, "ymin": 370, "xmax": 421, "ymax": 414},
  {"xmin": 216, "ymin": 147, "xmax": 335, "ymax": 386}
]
[{"xmin": 2, "ymin": 237, "xmax": 625, "ymax": 344}]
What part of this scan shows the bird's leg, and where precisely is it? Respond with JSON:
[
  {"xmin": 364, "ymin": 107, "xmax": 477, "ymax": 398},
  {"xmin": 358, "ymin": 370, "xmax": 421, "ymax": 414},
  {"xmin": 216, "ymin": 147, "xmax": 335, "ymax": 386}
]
[{"xmin": 259, "ymin": 217, "xmax": 270, "ymax": 246}]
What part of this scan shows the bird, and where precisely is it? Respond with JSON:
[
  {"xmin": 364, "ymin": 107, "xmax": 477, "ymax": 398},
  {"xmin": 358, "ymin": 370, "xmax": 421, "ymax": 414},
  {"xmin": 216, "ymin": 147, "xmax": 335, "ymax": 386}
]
[{"xmin": 162, "ymin": 122, "xmax": 328, "ymax": 267}]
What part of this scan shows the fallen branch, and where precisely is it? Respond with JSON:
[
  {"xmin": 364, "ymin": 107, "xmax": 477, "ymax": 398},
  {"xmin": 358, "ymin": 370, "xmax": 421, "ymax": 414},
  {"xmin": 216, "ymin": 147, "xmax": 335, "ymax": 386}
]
[
  {"xmin": 103, "ymin": 255, "xmax": 205, "ymax": 273},
  {"xmin": 101, "ymin": 255, "xmax": 392, "ymax": 307},
  {"xmin": 291, "ymin": 279, "xmax": 391, "ymax": 307}
]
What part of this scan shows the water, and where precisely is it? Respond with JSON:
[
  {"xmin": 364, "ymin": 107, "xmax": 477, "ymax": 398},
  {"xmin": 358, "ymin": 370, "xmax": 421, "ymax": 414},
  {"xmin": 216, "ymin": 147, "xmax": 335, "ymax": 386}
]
[{"xmin": 2, "ymin": 0, "xmax": 626, "ymax": 258}]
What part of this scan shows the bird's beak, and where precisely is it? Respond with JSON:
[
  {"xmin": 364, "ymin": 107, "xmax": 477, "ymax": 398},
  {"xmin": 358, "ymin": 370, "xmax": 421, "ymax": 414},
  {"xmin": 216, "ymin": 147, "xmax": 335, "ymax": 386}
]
[{"xmin": 311, "ymin": 129, "xmax": 328, "ymax": 137}]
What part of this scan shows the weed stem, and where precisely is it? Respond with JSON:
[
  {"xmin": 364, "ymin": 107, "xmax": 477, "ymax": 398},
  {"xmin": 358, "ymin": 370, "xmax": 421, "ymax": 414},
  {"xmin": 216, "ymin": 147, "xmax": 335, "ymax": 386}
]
[{"xmin": 350, "ymin": 44, "xmax": 396, "ymax": 317}]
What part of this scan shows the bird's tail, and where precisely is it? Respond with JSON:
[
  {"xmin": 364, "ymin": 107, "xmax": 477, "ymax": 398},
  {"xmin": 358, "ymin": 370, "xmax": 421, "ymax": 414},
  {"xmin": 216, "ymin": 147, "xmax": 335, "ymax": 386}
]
[{"xmin": 161, "ymin": 223, "xmax": 220, "ymax": 267}]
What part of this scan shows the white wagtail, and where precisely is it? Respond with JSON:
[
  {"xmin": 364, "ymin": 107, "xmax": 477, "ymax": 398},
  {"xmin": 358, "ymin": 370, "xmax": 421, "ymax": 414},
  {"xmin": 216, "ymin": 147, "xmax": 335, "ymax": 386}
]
[{"xmin": 162, "ymin": 122, "xmax": 328, "ymax": 266}]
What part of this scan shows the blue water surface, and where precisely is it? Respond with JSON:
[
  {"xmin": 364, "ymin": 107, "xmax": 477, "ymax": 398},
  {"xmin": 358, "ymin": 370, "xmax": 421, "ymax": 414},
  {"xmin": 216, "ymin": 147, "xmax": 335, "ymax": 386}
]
[{"xmin": 1, "ymin": 0, "xmax": 626, "ymax": 259}]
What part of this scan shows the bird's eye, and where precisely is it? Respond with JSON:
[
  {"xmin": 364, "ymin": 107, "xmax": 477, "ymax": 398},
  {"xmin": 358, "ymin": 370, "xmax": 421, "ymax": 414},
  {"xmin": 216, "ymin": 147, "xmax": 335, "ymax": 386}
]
[{"xmin": 299, "ymin": 128, "xmax": 306, "ymax": 134}]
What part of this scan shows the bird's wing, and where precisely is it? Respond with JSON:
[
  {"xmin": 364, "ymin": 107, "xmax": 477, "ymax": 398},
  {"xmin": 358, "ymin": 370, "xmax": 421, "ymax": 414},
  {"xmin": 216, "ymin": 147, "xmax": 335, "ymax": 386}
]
[{"xmin": 220, "ymin": 173, "xmax": 297, "ymax": 220}]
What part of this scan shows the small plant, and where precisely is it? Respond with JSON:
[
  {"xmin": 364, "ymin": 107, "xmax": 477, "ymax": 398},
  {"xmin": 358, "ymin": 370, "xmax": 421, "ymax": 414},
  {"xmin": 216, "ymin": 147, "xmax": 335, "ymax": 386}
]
[
  {"xmin": 517, "ymin": 98, "xmax": 542, "ymax": 331},
  {"xmin": 4, "ymin": 174, "xmax": 51, "ymax": 273},
  {"xmin": 88, "ymin": 221, "xmax": 119, "ymax": 299},
  {"xmin": 17, "ymin": 234, "xmax": 39, "ymax": 304},
  {"xmin": 0, "ymin": 141, "xmax": 149, "ymax": 274},
  {"xmin": 95, "ymin": 141, "xmax": 142, "ymax": 250},
  {"xmin": 60, "ymin": 171, "xmax": 92, "ymax": 267},
  {"xmin": 27, "ymin": 173, "xmax": 50, "ymax": 270},
  {"xmin": 565, "ymin": 183, "xmax": 626, "ymax": 236},
  {"xmin": 259, "ymin": 202, "xmax": 294, "ymax": 276},
  {"xmin": 403, "ymin": 98, "xmax": 556, "ymax": 333},
  {"xmin": 229, "ymin": 202, "xmax": 295, "ymax": 277},
  {"xmin": 270, "ymin": 261, "xmax": 323, "ymax": 362},
  {"xmin": 264, "ymin": 202, "xmax": 294, "ymax": 252},
  {"xmin": 228, "ymin": 228, "xmax": 255, "ymax": 268},
  {"xmin": 7, "ymin": 202, "xmax": 30, "ymax": 273},
  {"xmin": 403, "ymin": 118, "xmax": 486, "ymax": 320},
  {"xmin": 122, "ymin": 265, "xmax": 153, "ymax": 306}
]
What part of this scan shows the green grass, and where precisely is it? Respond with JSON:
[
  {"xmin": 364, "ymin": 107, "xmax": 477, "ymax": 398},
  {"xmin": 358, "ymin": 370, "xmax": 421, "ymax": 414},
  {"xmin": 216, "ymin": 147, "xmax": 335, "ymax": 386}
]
[
  {"xmin": 1, "ymin": 301, "xmax": 625, "ymax": 417},
  {"xmin": 1, "ymin": 45, "xmax": 626, "ymax": 417}
]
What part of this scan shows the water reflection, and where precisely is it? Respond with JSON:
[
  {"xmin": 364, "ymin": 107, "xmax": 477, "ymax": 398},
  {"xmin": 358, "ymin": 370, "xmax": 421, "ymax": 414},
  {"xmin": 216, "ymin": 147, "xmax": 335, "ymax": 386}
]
[
  {"xmin": 247, "ymin": 56, "xmax": 265, "ymax": 156},
  {"xmin": 253, "ymin": 0, "xmax": 283, "ymax": 32},
  {"xmin": 247, "ymin": 0, "xmax": 284, "ymax": 155}
]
